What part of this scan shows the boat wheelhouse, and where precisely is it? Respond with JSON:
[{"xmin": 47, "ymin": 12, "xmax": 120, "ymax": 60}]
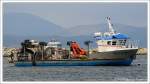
[{"xmin": 94, "ymin": 17, "xmax": 138, "ymax": 52}]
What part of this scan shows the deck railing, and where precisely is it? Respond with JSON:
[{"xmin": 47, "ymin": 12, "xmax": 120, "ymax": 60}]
[{"xmin": 125, "ymin": 40, "xmax": 139, "ymax": 48}]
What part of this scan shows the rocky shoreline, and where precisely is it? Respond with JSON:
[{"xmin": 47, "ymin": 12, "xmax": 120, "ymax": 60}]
[
  {"xmin": 3, "ymin": 47, "xmax": 18, "ymax": 57},
  {"xmin": 3, "ymin": 47, "xmax": 147, "ymax": 57},
  {"xmin": 136, "ymin": 48, "xmax": 147, "ymax": 55}
]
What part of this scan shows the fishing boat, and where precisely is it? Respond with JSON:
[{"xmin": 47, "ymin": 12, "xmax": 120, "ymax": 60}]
[{"xmin": 14, "ymin": 17, "xmax": 138, "ymax": 66}]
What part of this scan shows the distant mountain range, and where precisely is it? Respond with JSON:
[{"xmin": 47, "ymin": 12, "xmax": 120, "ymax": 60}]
[
  {"xmin": 3, "ymin": 13, "xmax": 147, "ymax": 48},
  {"xmin": 3, "ymin": 13, "xmax": 71, "ymax": 36}
]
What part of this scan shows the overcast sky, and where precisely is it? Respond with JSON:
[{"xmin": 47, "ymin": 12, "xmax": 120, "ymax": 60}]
[{"xmin": 4, "ymin": 3, "xmax": 147, "ymax": 28}]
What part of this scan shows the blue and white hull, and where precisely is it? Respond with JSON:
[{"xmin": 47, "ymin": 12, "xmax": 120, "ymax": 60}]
[
  {"xmin": 89, "ymin": 48, "xmax": 138, "ymax": 60},
  {"xmin": 15, "ymin": 58, "xmax": 134, "ymax": 66},
  {"xmin": 15, "ymin": 48, "xmax": 137, "ymax": 66}
]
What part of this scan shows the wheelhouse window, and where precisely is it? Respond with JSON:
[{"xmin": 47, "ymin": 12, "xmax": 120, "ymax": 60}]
[
  {"xmin": 123, "ymin": 40, "xmax": 126, "ymax": 45},
  {"xmin": 107, "ymin": 41, "xmax": 111, "ymax": 45},
  {"xmin": 118, "ymin": 39, "xmax": 127, "ymax": 45},
  {"xmin": 118, "ymin": 40, "xmax": 122, "ymax": 45},
  {"xmin": 112, "ymin": 41, "xmax": 116, "ymax": 45}
]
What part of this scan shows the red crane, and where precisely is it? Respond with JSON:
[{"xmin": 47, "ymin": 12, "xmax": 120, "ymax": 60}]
[{"xmin": 70, "ymin": 41, "xmax": 87, "ymax": 58}]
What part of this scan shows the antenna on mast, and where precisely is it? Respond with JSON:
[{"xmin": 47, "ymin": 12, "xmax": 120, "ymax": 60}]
[{"xmin": 106, "ymin": 17, "xmax": 115, "ymax": 34}]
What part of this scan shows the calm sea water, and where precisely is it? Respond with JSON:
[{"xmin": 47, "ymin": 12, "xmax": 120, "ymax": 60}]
[{"xmin": 3, "ymin": 55, "xmax": 147, "ymax": 81}]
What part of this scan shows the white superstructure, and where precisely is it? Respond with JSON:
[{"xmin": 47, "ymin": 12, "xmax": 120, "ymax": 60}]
[{"xmin": 94, "ymin": 17, "xmax": 138, "ymax": 52}]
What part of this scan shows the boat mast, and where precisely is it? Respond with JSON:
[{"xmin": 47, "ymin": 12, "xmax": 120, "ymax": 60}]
[{"xmin": 106, "ymin": 17, "xmax": 115, "ymax": 34}]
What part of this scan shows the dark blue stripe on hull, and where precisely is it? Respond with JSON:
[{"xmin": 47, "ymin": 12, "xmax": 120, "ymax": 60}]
[
  {"xmin": 15, "ymin": 58, "xmax": 133, "ymax": 66},
  {"xmin": 15, "ymin": 62, "xmax": 33, "ymax": 66}
]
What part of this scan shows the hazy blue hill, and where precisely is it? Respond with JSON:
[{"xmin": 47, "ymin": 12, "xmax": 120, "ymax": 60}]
[
  {"xmin": 68, "ymin": 24, "xmax": 147, "ymax": 47},
  {"xmin": 68, "ymin": 24, "xmax": 107, "ymax": 36},
  {"xmin": 3, "ymin": 13, "xmax": 147, "ymax": 48},
  {"xmin": 3, "ymin": 35, "xmax": 94, "ymax": 48},
  {"xmin": 3, "ymin": 13, "xmax": 70, "ymax": 36},
  {"xmin": 69, "ymin": 23, "xmax": 147, "ymax": 37}
]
